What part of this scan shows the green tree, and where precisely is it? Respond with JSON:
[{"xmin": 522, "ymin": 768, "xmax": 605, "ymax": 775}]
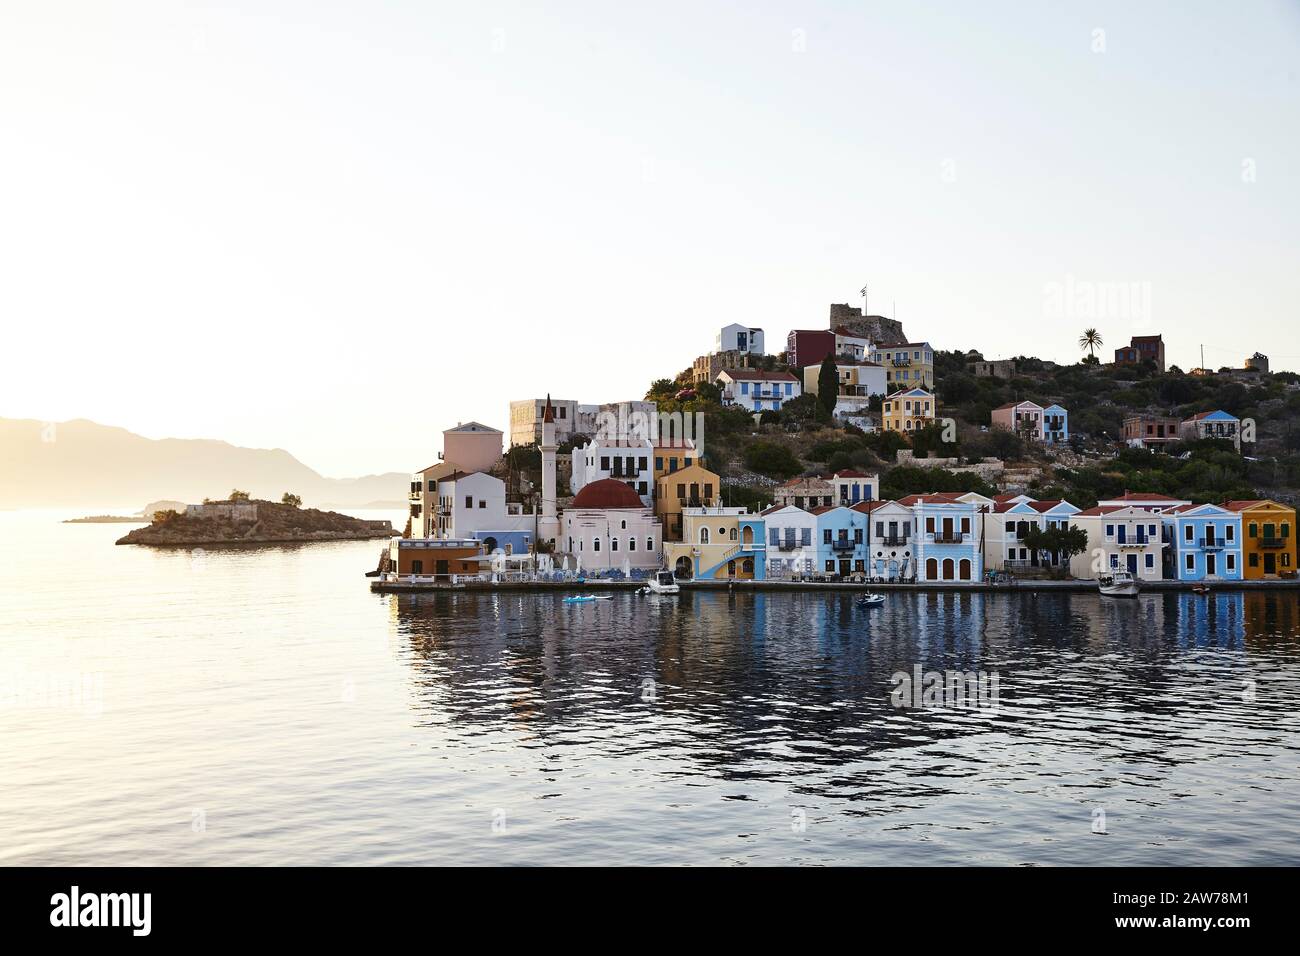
[
  {"xmin": 742, "ymin": 441, "xmax": 802, "ymax": 480},
  {"xmin": 281, "ymin": 492, "xmax": 302, "ymax": 508},
  {"xmin": 1078, "ymin": 328, "xmax": 1104, "ymax": 361},
  {"xmin": 817, "ymin": 356, "xmax": 838, "ymax": 416},
  {"xmin": 694, "ymin": 380, "xmax": 722, "ymax": 403},
  {"xmin": 1022, "ymin": 523, "xmax": 1089, "ymax": 566},
  {"xmin": 229, "ymin": 489, "xmax": 251, "ymax": 502},
  {"xmin": 646, "ymin": 378, "xmax": 678, "ymax": 401}
]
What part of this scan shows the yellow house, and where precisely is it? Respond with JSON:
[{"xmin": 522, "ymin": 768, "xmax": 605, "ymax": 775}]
[
  {"xmin": 881, "ymin": 386, "xmax": 939, "ymax": 433},
  {"xmin": 870, "ymin": 341, "xmax": 935, "ymax": 389},
  {"xmin": 1224, "ymin": 500, "xmax": 1297, "ymax": 578},
  {"xmin": 663, "ymin": 507, "xmax": 761, "ymax": 580},
  {"xmin": 655, "ymin": 461, "xmax": 720, "ymax": 541},
  {"xmin": 651, "ymin": 438, "xmax": 698, "ymax": 483}
]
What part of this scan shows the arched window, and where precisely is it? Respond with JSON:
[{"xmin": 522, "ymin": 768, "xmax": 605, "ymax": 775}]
[
  {"xmin": 620, "ymin": 519, "xmax": 627, "ymax": 530},
  {"xmin": 594, "ymin": 538, "xmax": 601, "ymax": 552},
  {"xmin": 646, "ymin": 537, "xmax": 654, "ymax": 552},
  {"xmin": 959, "ymin": 558, "xmax": 972, "ymax": 581},
  {"xmin": 700, "ymin": 527, "xmax": 710, "ymax": 544},
  {"xmin": 925, "ymin": 557, "xmax": 938, "ymax": 580},
  {"xmin": 730, "ymin": 527, "xmax": 738, "ymax": 541},
  {"xmin": 611, "ymin": 538, "xmax": 619, "ymax": 551}
]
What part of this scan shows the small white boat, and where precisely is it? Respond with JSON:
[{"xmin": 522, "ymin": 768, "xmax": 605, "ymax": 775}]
[
  {"xmin": 644, "ymin": 570, "xmax": 681, "ymax": 595},
  {"xmin": 1098, "ymin": 570, "xmax": 1139, "ymax": 597},
  {"xmin": 563, "ymin": 594, "xmax": 611, "ymax": 604},
  {"xmin": 857, "ymin": 593, "xmax": 886, "ymax": 608}
]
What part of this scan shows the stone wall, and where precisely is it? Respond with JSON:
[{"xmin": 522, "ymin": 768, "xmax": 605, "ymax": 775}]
[
  {"xmin": 184, "ymin": 503, "xmax": 259, "ymax": 521},
  {"xmin": 828, "ymin": 304, "xmax": 907, "ymax": 346}
]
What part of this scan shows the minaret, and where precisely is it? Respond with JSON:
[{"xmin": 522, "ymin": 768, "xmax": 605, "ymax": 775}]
[{"xmin": 539, "ymin": 394, "xmax": 559, "ymax": 545}]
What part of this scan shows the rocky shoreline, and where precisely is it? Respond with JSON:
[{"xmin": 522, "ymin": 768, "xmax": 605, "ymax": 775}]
[{"xmin": 116, "ymin": 499, "xmax": 393, "ymax": 547}]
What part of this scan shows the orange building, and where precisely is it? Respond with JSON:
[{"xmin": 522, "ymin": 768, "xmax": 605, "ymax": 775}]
[
  {"xmin": 1223, "ymin": 500, "xmax": 1296, "ymax": 578},
  {"xmin": 391, "ymin": 538, "xmax": 484, "ymax": 579}
]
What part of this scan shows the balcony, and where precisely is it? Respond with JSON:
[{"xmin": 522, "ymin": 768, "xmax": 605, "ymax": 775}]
[
  {"xmin": 1200, "ymin": 537, "xmax": 1227, "ymax": 550},
  {"xmin": 877, "ymin": 534, "xmax": 907, "ymax": 546},
  {"xmin": 890, "ymin": 358, "xmax": 912, "ymax": 368},
  {"xmin": 932, "ymin": 531, "xmax": 964, "ymax": 544},
  {"xmin": 677, "ymin": 497, "xmax": 717, "ymax": 509},
  {"xmin": 1117, "ymin": 538, "xmax": 1150, "ymax": 549},
  {"xmin": 777, "ymin": 539, "xmax": 801, "ymax": 551},
  {"xmin": 831, "ymin": 538, "xmax": 857, "ymax": 552},
  {"xmin": 1260, "ymin": 537, "xmax": 1287, "ymax": 549}
]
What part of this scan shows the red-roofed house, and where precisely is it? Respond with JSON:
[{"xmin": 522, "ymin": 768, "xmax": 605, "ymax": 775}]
[{"xmin": 1069, "ymin": 504, "xmax": 1166, "ymax": 580}]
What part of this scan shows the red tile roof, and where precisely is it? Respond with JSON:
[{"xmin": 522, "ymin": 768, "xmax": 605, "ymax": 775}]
[
  {"xmin": 720, "ymin": 369, "xmax": 799, "ymax": 382},
  {"xmin": 571, "ymin": 478, "xmax": 645, "ymax": 509},
  {"xmin": 896, "ymin": 492, "xmax": 966, "ymax": 506}
]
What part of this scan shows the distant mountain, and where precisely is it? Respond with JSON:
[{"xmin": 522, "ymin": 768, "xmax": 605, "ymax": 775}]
[{"xmin": 0, "ymin": 417, "xmax": 407, "ymax": 510}]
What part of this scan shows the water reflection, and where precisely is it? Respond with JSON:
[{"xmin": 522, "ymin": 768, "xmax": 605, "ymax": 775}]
[{"xmin": 388, "ymin": 591, "xmax": 1300, "ymax": 795}]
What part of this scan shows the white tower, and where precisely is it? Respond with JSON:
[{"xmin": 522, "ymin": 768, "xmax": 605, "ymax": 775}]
[{"xmin": 539, "ymin": 394, "xmax": 559, "ymax": 545}]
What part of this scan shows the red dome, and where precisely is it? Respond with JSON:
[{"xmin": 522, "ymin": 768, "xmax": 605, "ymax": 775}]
[{"xmin": 571, "ymin": 478, "xmax": 645, "ymax": 509}]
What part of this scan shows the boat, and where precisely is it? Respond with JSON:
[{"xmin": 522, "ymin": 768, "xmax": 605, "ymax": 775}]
[
  {"xmin": 563, "ymin": 594, "xmax": 611, "ymax": 603},
  {"xmin": 857, "ymin": 593, "xmax": 886, "ymax": 608},
  {"xmin": 643, "ymin": 570, "xmax": 681, "ymax": 595},
  {"xmin": 1098, "ymin": 570, "xmax": 1140, "ymax": 597}
]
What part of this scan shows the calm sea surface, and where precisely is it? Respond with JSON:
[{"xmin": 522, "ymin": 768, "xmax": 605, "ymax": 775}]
[{"xmin": 2, "ymin": 509, "xmax": 1299, "ymax": 866}]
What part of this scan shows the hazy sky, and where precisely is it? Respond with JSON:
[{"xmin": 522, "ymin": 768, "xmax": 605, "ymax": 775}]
[{"xmin": 2, "ymin": 1, "xmax": 1297, "ymax": 476}]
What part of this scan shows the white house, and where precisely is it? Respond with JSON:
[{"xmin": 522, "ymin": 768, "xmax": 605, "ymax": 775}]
[
  {"xmin": 1070, "ymin": 505, "xmax": 1166, "ymax": 581},
  {"xmin": 830, "ymin": 470, "xmax": 879, "ymax": 506},
  {"xmin": 432, "ymin": 470, "xmax": 538, "ymax": 554},
  {"xmin": 854, "ymin": 500, "xmax": 917, "ymax": 581},
  {"xmin": 716, "ymin": 369, "xmax": 801, "ymax": 414},
  {"xmin": 561, "ymin": 478, "xmax": 662, "ymax": 572},
  {"xmin": 985, "ymin": 498, "xmax": 1081, "ymax": 573},
  {"xmin": 832, "ymin": 326, "xmax": 873, "ymax": 361},
  {"xmin": 759, "ymin": 505, "xmax": 818, "ymax": 578},
  {"xmin": 716, "ymin": 323, "xmax": 765, "ymax": 355},
  {"xmin": 570, "ymin": 437, "xmax": 654, "ymax": 506}
]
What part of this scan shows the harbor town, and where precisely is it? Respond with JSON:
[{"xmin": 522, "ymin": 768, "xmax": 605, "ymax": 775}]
[{"xmin": 372, "ymin": 304, "xmax": 1299, "ymax": 595}]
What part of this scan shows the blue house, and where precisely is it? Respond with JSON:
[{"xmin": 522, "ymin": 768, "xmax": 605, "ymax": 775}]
[
  {"xmin": 902, "ymin": 493, "xmax": 984, "ymax": 582},
  {"xmin": 1042, "ymin": 404, "xmax": 1069, "ymax": 443},
  {"xmin": 812, "ymin": 505, "xmax": 868, "ymax": 577},
  {"xmin": 1162, "ymin": 503, "xmax": 1243, "ymax": 581},
  {"xmin": 1179, "ymin": 410, "xmax": 1242, "ymax": 450}
]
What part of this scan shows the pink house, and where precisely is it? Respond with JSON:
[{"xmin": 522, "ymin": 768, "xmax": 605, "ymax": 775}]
[{"xmin": 991, "ymin": 401, "xmax": 1043, "ymax": 439}]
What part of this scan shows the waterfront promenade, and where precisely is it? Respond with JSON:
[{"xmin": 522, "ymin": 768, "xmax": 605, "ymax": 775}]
[{"xmin": 370, "ymin": 576, "xmax": 1300, "ymax": 594}]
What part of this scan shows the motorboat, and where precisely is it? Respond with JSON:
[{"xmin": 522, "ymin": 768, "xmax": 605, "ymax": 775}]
[
  {"xmin": 857, "ymin": 593, "xmax": 886, "ymax": 608},
  {"xmin": 1191, "ymin": 584, "xmax": 1210, "ymax": 595},
  {"xmin": 643, "ymin": 571, "xmax": 681, "ymax": 595},
  {"xmin": 563, "ymin": 594, "xmax": 611, "ymax": 604},
  {"xmin": 1098, "ymin": 570, "xmax": 1140, "ymax": 597}
]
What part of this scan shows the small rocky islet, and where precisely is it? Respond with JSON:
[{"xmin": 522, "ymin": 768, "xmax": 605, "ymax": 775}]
[{"xmin": 115, "ymin": 499, "xmax": 393, "ymax": 546}]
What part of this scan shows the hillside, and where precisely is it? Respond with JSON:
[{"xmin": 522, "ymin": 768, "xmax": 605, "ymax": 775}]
[
  {"xmin": 0, "ymin": 417, "xmax": 407, "ymax": 510},
  {"xmin": 644, "ymin": 352, "xmax": 1300, "ymax": 510}
]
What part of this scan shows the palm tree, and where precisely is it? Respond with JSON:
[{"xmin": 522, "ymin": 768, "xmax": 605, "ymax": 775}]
[{"xmin": 1078, "ymin": 328, "xmax": 1103, "ymax": 361}]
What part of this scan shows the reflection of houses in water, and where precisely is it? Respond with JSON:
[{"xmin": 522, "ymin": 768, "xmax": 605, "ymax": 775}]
[
  {"xmin": 382, "ymin": 590, "xmax": 1300, "ymax": 793},
  {"xmin": 1241, "ymin": 592, "xmax": 1300, "ymax": 650}
]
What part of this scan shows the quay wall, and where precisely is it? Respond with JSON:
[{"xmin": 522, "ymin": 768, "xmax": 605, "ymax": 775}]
[{"xmin": 370, "ymin": 578, "xmax": 1300, "ymax": 595}]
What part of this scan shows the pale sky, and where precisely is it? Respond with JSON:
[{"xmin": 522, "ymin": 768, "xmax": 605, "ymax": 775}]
[{"xmin": 2, "ymin": 1, "xmax": 1298, "ymax": 477}]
